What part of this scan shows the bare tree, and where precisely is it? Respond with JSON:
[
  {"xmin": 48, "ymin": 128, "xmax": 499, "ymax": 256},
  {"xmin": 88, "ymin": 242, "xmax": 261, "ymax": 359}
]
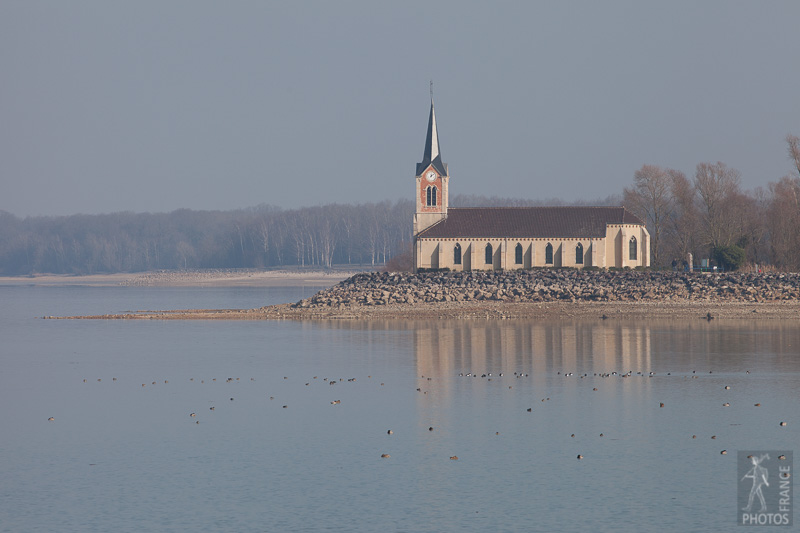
[
  {"xmin": 256, "ymin": 217, "xmax": 271, "ymax": 267},
  {"xmin": 694, "ymin": 162, "xmax": 743, "ymax": 251},
  {"xmin": 176, "ymin": 241, "xmax": 195, "ymax": 270},
  {"xmin": 664, "ymin": 170, "xmax": 698, "ymax": 264},
  {"xmin": 787, "ymin": 134, "xmax": 800, "ymax": 177},
  {"xmin": 623, "ymin": 165, "xmax": 674, "ymax": 266},
  {"xmin": 742, "ymin": 187, "xmax": 770, "ymax": 265},
  {"xmin": 767, "ymin": 176, "xmax": 800, "ymax": 269}
]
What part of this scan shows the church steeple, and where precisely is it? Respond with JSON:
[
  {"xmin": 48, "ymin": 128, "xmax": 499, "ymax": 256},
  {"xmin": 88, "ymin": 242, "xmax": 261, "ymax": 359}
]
[
  {"xmin": 413, "ymin": 91, "xmax": 449, "ymax": 241},
  {"xmin": 416, "ymin": 97, "xmax": 447, "ymax": 177}
]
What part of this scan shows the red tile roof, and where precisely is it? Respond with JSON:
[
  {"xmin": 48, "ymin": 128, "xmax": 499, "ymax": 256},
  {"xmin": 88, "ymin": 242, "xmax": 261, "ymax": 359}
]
[{"xmin": 416, "ymin": 207, "xmax": 645, "ymax": 239}]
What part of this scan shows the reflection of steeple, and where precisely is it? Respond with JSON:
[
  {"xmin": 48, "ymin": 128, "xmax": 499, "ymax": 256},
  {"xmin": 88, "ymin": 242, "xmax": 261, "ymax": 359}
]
[{"xmin": 416, "ymin": 98, "xmax": 447, "ymax": 177}]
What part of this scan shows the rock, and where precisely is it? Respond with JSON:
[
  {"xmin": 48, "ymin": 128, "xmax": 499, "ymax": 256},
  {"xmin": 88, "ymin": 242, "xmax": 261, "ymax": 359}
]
[{"xmin": 291, "ymin": 270, "xmax": 800, "ymax": 311}]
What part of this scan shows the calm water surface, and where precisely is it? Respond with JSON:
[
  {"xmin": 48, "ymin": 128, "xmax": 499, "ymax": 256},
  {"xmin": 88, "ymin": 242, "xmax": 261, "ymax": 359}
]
[{"xmin": 0, "ymin": 285, "xmax": 797, "ymax": 532}]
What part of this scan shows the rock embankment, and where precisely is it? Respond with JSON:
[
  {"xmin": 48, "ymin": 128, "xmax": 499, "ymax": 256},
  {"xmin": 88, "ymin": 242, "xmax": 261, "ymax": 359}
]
[{"xmin": 293, "ymin": 270, "xmax": 800, "ymax": 309}]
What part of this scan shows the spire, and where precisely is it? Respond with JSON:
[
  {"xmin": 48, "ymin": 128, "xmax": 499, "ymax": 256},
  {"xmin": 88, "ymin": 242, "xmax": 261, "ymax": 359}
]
[{"xmin": 417, "ymin": 93, "xmax": 447, "ymax": 177}]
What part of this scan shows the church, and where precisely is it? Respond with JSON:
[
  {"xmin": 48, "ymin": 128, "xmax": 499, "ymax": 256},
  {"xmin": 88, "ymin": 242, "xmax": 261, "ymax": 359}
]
[{"xmin": 412, "ymin": 98, "xmax": 650, "ymax": 272}]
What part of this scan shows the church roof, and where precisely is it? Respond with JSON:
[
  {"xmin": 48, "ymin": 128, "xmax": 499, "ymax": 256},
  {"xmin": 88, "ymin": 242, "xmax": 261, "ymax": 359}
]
[
  {"xmin": 416, "ymin": 207, "xmax": 645, "ymax": 239},
  {"xmin": 416, "ymin": 99, "xmax": 448, "ymax": 177}
]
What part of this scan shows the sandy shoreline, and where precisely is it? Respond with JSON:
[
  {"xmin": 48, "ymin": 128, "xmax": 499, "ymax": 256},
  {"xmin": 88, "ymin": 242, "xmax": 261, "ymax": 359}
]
[
  {"xmin": 0, "ymin": 269, "xmax": 359, "ymax": 288},
  {"xmin": 50, "ymin": 300, "xmax": 800, "ymax": 321},
  {"xmin": 13, "ymin": 269, "xmax": 800, "ymax": 321}
]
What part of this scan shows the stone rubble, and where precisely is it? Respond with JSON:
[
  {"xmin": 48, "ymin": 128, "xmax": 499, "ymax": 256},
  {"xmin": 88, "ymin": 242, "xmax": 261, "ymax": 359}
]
[{"xmin": 292, "ymin": 270, "xmax": 800, "ymax": 309}]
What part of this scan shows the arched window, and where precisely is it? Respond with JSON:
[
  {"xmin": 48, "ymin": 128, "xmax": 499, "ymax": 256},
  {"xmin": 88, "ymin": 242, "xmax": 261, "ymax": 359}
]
[
  {"xmin": 425, "ymin": 185, "xmax": 437, "ymax": 207},
  {"xmin": 629, "ymin": 236, "xmax": 637, "ymax": 261},
  {"xmin": 454, "ymin": 243, "xmax": 462, "ymax": 265},
  {"xmin": 515, "ymin": 243, "xmax": 523, "ymax": 265},
  {"xmin": 485, "ymin": 243, "xmax": 493, "ymax": 265},
  {"xmin": 575, "ymin": 243, "xmax": 584, "ymax": 264},
  {"xmin": 545, "ymin": 243, "xmax": 553, "ymax": 265}
]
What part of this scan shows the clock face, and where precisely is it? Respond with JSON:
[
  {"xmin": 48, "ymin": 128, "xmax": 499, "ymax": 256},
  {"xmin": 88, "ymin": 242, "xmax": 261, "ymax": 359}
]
[{"xmin": 426, "ymin": 171, "xmax": 437, "ymax": 182}]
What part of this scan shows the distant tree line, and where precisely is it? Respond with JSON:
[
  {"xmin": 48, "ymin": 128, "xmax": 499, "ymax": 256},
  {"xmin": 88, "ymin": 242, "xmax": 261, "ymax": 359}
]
[
  {"xmin": 2, "ymin": 134, "xmax": 799, "ymax": 274},
  {"xmin": 623, "ymin": 134, "xmax": 800, "ymax": 271},
  {"xmin": 0, "ymin": 201, "xmax": 412, "ymax": 275}
]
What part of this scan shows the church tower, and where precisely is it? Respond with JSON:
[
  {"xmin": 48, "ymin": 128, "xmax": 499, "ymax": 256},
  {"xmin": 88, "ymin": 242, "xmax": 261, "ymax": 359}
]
[{"xmin": 413, "ymin": 97, "xmax": 449, "ymax": 237}]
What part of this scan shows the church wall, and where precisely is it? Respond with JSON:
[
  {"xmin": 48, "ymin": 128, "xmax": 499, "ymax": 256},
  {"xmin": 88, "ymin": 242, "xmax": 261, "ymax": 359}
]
[
  {"xmin": 592, "ymin": 238, "xmax": 606, "ymax": 268},
  {"xmin": 417, "ymin": 238, "xmax": 601, "ymax": 271},
  {"xmin": 605, "ymin": 225, "xmax": 651, "ymax": 268}
]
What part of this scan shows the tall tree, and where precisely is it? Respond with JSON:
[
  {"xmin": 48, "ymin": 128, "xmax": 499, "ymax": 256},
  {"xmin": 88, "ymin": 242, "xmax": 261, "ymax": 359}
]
[
  {"xmin": 694, "ymin": 162, "xmax": 743, "ymax": 251},
  {"xmin": 769, "ymin": 178, "xmax": 800, "ymax": 268},
  {"xmin": 623, "ymin": 165, "xmax": 674, "ymax": 266},
  {"xmin": 665, "ymin": 169, "xmax": 699, "ymax": 265},
  {"xmin": 787, "ymin": 134, "xmax": 800, "ymax": 177}
]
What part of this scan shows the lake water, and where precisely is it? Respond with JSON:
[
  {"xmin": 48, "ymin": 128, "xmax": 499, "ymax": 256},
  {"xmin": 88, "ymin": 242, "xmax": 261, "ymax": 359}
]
[{"xmin": 0, "ymin": 284, "xmax": 797, "ymax": 532}]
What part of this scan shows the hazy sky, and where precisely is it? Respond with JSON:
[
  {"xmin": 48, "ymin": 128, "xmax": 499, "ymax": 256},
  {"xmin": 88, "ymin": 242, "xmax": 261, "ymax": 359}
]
[{"xmin": 2, "ymin": 1, "xmax": 799, "ymax": 217}]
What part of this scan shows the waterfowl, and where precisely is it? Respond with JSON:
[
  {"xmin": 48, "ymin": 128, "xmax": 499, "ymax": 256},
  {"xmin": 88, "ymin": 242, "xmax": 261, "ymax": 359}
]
[
  {"xmin": 577, "ymin": 455, "xmax": 583, "ymax": 460},
  {"xmin": 47, "ymin": 417, "xmax": 55, "ymax": 421},
  {"xmin": 450, "ymin": 456, "xmax": 458, "ymax": 460},
  {"xmin": 381, "ymin": 454, "xmax": 390, "ymax": 458}
]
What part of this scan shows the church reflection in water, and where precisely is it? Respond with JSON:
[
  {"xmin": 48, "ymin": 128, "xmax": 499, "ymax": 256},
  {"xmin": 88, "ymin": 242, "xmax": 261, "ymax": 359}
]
[
  {"xmin": 413, "ymin": 320, "xmax": 654, "ymax": 379},
  {"xmin": 306, "ymin": 318, "xmax": 800, "ymax": 378},
  {"xmin": 409, "ymin": 318, "xmax": 800, "ymax": 379}
]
